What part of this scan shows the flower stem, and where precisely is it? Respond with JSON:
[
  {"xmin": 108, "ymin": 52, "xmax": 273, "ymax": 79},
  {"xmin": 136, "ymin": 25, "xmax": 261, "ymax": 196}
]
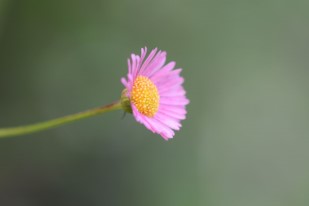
[{"xmin": 0, "ymin": 101, "xmax": 122, "ymax": 139}]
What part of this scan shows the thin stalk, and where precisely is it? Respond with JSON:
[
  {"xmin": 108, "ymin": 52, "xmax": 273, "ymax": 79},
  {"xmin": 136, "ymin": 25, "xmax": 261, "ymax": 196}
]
[{"xmin": 0, "ymin": 101, "xmax": 122, "ymax": 139}]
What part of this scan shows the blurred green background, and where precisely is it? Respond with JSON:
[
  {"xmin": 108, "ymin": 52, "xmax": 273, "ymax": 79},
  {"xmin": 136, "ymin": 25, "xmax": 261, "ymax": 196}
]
[{"xmin": 0, "ymin": 0, "xmax": 309, "ymax": 205}]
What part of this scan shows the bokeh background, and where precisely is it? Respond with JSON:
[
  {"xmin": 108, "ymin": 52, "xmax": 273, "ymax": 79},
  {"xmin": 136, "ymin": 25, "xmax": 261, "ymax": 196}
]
[{"xmin": 0, "ymin": 0, "xmax": 309, "ymax": 205}]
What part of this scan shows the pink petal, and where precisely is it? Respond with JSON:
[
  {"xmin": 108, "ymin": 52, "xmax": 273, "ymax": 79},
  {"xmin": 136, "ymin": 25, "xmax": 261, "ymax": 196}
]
[
  {"xmin": 154, "ymin": 114, "xmax": 181, "ymax": 131},
  {"xmin": 139, "ymin": 48, "xmax": 158, "ymax": 74},
  {"xmin": 121, "ymin": 77, "xmax": 127, "ymax": 87},
  {"xmin": 142, "ymin": 51, "xmax": 166, "ymax": 77},
  {"xmin": 150, "ymin": 61, "xmax": 176, "ymax": 79},
  {"xmin": 160, "ymin": 97, "xmax": 190, "ymax": 106},
  {"xmin": 160, "ymin": 88, "xmax": 186, "ymax": 97},
  {"xmin": 156, "ymin": 109, "xmax": 186, "ymax": 120}
]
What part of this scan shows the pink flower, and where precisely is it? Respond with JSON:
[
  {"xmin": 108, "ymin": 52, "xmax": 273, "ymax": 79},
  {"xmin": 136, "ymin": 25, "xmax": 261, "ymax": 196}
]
[{"xmin": 121, "ymin": 47, "xmax": 189, "ymax": 140}]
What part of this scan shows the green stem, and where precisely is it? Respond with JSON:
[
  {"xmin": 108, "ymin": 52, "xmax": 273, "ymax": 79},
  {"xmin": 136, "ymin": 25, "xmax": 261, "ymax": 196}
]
[{"xmin": 0, "ymin": 101, "xmax": 122, "ymax": 139}]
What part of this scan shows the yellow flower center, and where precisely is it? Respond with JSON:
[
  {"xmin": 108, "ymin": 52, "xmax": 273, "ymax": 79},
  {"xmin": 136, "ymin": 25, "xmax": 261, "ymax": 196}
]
[{"xmin": 131, "ymin": 76, "xmax": 160, "ymax": 117}]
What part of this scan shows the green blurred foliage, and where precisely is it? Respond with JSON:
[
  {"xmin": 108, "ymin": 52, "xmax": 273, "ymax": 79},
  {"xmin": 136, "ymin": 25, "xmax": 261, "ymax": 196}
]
[{"xmin": 0, "ymin": 0, "xmax": 309, "ymax": 205}]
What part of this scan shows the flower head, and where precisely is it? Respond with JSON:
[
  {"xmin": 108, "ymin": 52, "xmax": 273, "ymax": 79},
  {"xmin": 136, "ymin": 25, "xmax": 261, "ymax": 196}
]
[{"xmin": 121, "ymin": 47, "xmax": 189, "ymax": 140}]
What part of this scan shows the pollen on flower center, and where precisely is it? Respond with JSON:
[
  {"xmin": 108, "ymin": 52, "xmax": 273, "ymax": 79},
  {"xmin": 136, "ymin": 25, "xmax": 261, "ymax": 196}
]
[{"xmin": 131, "ymin": 76, "xmax": 159, "ymax": 117}]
